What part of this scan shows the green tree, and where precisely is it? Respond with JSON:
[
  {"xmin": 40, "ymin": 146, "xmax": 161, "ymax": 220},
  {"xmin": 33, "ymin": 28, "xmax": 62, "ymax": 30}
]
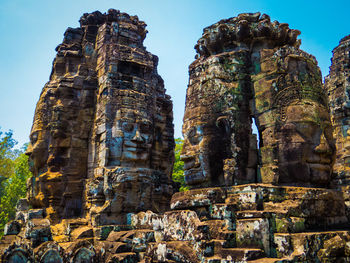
[
  {"xmin": 172, "ymin": 138, "xmax": 188, "ymax": 191},
  {"xmin": 0, "ymin": 128, "xmax": 32, "ymax": 236},
  {"xmin": 0, "ymin": 129, "xmax": 18, "ymax": 197}
]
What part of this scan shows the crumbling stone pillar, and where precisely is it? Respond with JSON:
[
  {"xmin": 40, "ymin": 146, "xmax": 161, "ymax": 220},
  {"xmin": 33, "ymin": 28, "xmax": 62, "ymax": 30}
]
[
  {"xmin": 182, "ymin": 20, "xmax": 256, "ymax": 188},
  {"xmin": 325, "ymin": 35, "xmax": 350, "ymax": 186},
  {"xmin": 82, "ymin": 10, "xmax": 175, "ymax": 226},
  {"xmin": 253, "ymin": 46, "xmax": 334, "ymax": 187},
  {"xmin": 182, "ymin": 13, "xmax": 335, "ymax": 188},
  {"xmin": 26, "ymin": 25, "xmax": 97, "ymax": 222},
  {"xmin": 17, "ymin": 9, "xmax": 174, "ymax": 233}
]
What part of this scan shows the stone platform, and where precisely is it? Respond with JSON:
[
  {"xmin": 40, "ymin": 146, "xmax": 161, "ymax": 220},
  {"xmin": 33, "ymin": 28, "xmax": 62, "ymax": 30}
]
[
  {"xmin": 2, "ymin": 11, "xmax": 350, "ymax": 263},
  {"xmin": 2, "ymin": 184, "xmax": 349, "ymax": 262}
]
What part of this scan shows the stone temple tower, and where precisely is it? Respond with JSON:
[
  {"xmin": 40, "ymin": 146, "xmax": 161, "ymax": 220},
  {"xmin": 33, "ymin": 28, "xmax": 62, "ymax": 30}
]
[
  {"xmin": 1, "ymin": 10, "xmax": 350, "ymax": 263},
  {"xmin": 325, "ymin": 35, "xmax": 350, "ymax": 187},
  {"xmin": 0, "ymin": 9, "xmax": 175, "ymax": 262}
]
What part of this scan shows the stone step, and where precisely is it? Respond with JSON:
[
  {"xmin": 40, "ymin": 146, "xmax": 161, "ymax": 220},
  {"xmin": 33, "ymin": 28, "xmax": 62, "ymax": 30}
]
[
  {"xmin": 236, "ymin": 210, "xmax": 281, "ymax": 219},
  {"xmin": 248, "ymin": 258, "xmax": 287, "ymax": 263},
  {"xmin": 274, "ymin": 230, "xmax": 350, "ymax": 259},
  {"xmin": 226, "ymin": 192, "xmax": 261, "ymax": 211},
  {"xmin": 107, "ymin": 252, "xmax": 138, "ymax": 262},
  {"xmin": 198, "ymin": 220, "xmax": 236, "ymax": 239},
  {"xmin": 205, "ymin": 248, "xmax": 264, "ymax": 262},
  {"xmin": 202, "ymin": 239, "xmax": 236, "ymax": 257},
  {"xmin": 236, "ymin": 209, "xmax": 347, "ymax": 234},
  {"xmin": 236, "ymin": 217, "xmax": 271, "ymax": 255},
  {"xmin": 225, "ymin": 185, "xmax": 346, "ymax": 219},
  {"xmin": 145, "ymin": 241, "xmax": 199, "ymax": 262},
  {"xmin": 170, "ymin": 188, "xmax": 226, "ymax": 210},
  {"xmin": 209, "ymin": 203, "xmax": 236, "ymax": 220}
]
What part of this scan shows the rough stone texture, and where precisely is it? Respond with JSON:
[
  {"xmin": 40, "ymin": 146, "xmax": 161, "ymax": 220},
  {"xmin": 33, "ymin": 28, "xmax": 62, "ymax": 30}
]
[
  {"xmin": 24, "ymin": 9, "xmax": 175, "ymax": 225},
  {"xmin": 1, "ymin": 11, "xmax": 350, "ymax": 263},
  {"xmin": 0, "ymin": 9, "xmax": 174, "ymax": 262},
  {"xmin": 325, "ymin": 35, "xmax": 350, "ymax": 187},
  {"xmin": 85, "ymin": 11, "xmax": 175, "ymax": 225},
  {"xmin": 182, "ymin": 12, "xmax": 335, "ymax": 188}
]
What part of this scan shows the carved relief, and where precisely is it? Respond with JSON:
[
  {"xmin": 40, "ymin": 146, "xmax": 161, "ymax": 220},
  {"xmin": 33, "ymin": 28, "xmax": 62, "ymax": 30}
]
[{"xmin": 182, "ymin": 13, "xmax": 335, "ymax": 188}]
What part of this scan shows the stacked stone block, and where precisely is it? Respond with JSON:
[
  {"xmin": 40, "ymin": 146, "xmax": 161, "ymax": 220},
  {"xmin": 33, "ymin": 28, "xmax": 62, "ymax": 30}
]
[
  {"xmin": 325, "ymin": 35, "xmax": 350, "ymax": 186},
  {"xmin": 1, "ymin": 11, "xmax": 350, "ymax": 263}
]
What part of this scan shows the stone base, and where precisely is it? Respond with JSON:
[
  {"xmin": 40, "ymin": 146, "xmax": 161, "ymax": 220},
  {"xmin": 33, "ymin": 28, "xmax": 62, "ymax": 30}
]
[{"xmin": 1, "ymin": 184, "xmax": 350, "ymax": 262}]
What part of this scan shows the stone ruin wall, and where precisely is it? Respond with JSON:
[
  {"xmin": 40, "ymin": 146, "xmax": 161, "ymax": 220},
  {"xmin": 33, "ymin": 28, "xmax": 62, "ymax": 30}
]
[
  {"xmin": 325, "ymin": 35, "xmax": 350, "ymax": 186},
  {"xmin": 182, "ymin": 13, "xmax": 334, "ymax": 188},
  {"xmin": 1, "ymin": 10, "xmax": 350, "ymax": 263}
]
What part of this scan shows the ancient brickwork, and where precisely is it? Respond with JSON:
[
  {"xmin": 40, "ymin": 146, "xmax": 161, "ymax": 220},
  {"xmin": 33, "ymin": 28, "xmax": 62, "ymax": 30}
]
[
  {"xmin": 0, "ymin": 9, "xmax": 174, "ymax": 262},
  {"xmin": 1, "ymin": 11, "xmax": 350, "ymax": 263},
  {"xmin": 182, "ymin": 49, "xmax": 254, "ymax": 187},
  {"xmin": 182, "ymin": 13, "xmax": 334, "ymax": 188},
  {"xmin": 83, "ymin": 10, "xmax": 174, "ymax": 226},
  {"xmin": 132, "ymin": 184, "xmax": 350, "ymax": 262},
  {"xmin": 25, "ymin": 25, "xmax": 98, "ymax": 222},
  {"xmin": 326, "ymin": 35, "xmax": 350, "ymax": 186}
]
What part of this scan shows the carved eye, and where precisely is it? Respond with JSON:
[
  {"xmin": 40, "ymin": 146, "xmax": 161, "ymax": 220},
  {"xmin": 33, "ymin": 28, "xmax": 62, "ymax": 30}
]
[
  {"xmin": 139, "ymin": 123, "xmax": 151, "ymax": 133},
  {"xmin": 122, "ymin": 122, "xmax": 134, "ymax": 132},
  {"xmin": 30, "ymin": 132, "xmax": 38, "ymax": 145},
  {"xmin": 293, "ymin": 122, "xmax": 319, "ymax": 140},
  {"xmin": 188, "ymin": 127, "xmax": 202, "ymax": 145},
  {"xmin": 216, "ymin": 117, "xmax": 230, "ymax": 135},
  {"xmin": 324, "ymin": 126, "xmax": 333, "ymax": 140}
]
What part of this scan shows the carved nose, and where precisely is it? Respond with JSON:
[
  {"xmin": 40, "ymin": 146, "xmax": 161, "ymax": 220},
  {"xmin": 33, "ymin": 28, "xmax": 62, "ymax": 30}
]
[
  {"xmin": 181, "ymin": 154, "xmax": 200, "ymax": 170},
  {"xmin": 314, "ymin": 133, "xmax": 332, "ymax": 154},
  {"xmin": 25, "ymin": 144, "xmax": 33, "ymax": 156},
  {"xmin": 131, "ymin": 130, "xmax": 144, "ymax": 143},
  {"xmin": 180, "ymin": 154, "xmax": 193, "ymax": 162}
]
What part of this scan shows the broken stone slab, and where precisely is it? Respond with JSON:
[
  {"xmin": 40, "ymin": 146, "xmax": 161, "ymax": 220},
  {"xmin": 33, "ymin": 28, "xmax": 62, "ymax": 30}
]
[
  {"xmin": 27, "ymin": 209, "xmax": 45, "ymax": 220},
  {"xmin": 170, "ymin": 188, "xmax": 227, "ymax": 210},
  {"xmin": 3, "ymin": 220, "xmax": 22, "ymax": 236},
  {"xmin": 16, "ymin": 198, "xmax": 29, "ymax": 211},
  {"xmin": 274, "ymin": 231, "xmax": 350, "ymax": 260}
]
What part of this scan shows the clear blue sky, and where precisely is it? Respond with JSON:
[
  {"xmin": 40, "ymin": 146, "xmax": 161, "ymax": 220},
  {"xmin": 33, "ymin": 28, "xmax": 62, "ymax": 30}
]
[{"xmin": 0, "ymin": 0, "xmax": 349, "ymax": 147}]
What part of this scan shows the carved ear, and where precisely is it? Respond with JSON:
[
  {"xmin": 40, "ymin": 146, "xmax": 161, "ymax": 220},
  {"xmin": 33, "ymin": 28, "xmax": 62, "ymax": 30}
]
[{"xmin": 216, "ymin": 116, "xmax": 230, "ymax": 135}]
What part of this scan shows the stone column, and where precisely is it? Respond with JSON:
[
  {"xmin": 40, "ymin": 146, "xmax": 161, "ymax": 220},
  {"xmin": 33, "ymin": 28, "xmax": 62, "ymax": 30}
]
[
  {"xmin": 325, "ymin": 35, "xmax": 350, "ymax": 186},
  {"xmin": 182, "ymin": 20, "xmax": 255, "ymax": 188},
  {"xmin": 84, "ymin": 11, "xmax": 174, "ymax": 225}
]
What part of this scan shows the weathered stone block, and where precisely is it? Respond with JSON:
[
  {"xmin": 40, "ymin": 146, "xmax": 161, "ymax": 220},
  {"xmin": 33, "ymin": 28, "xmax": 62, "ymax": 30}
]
[
  {"xmin": 236, "ymin": 218, "xmax": 270, "ymax": 255},
  {"xmin": 4, "ymin": 221, "xmax": 22, "ymax": 236}
]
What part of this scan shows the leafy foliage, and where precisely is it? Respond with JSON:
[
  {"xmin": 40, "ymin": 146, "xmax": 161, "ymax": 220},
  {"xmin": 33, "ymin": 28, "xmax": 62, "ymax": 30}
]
[
  {"xmin": 0, "ymin": 128, "xmax": 32, "ymax": 236},
  {"xmin": 0, "ymin": 130, "xmax": 19, "ymax": 197},
  {"xmin": 172, "ymin": 138, "xmax": 188, "ymax": 191}
]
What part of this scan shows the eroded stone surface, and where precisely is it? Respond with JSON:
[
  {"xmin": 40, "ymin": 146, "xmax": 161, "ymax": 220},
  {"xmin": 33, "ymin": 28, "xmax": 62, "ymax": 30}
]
[
  {"xmin": 182, "ymin": 12, "xmax": 334, "ymax": 189},
  {"xmin": 24, "ymin": 9, "xmax": 175, "ymax": 226},
  {"xmin": 326, "ymin": 35, "xmax": 350, "ymax": 187},
  {"xmin": 1, "ymin": 9, "xmax": 174, "ymax": 262},
  {"xmin": 1, "ymin": 11, "xmax": 350, "ymax": 263}
]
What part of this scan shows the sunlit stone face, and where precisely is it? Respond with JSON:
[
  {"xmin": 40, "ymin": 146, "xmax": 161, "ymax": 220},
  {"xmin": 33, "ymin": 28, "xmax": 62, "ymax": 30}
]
[
  {"xmin": 108, "ymin": 110, "xmax": 153, "ymax": 167},
  {"xmin": 25, "ymin": 89, "xmax": 51, "ymax": 176},
  {"xmin": 26, "ymin": 87, "xmax": 67, "ymax": 175},
  {"xmin": 277, "ymin": 101, "xmax": 335, "ymax": 186},
  {"xmin": 26, "ymin": 128, "xmax": 48, "ymax": 176},
  {"xmin": 181, "ymin": 111, "xmax": 230, "ymax": 187}
]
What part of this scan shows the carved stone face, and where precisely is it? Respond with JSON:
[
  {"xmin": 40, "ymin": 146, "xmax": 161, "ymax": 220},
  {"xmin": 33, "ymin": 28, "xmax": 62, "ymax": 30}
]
[
  {"xmin": 26, "ymin": 128, "xmax": 48, "ymax": 175},
  {"xmin": 277, "ymin": 101, "xmax": 335, "ymax": 186},
  {"xmin": 181, "ymin": 113, "xmax": 229, "ymax": 187},
  {"xmin": 108, "ymin": 110, "xmax": 153, "ymax": 167},
  {"xmin": 25, "ymin": 89, "xmax": 50, "ymax": 176}
]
